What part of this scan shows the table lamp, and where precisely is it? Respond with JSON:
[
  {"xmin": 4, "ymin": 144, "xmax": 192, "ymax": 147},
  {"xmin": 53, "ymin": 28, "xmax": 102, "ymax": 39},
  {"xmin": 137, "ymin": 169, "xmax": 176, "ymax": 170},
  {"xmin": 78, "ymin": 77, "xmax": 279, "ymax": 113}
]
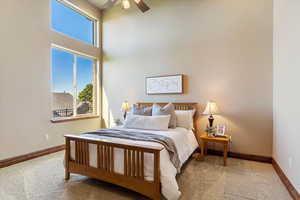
[
  {"xmin": 121, "ymin": 101, "xmax": 130, "ymax": 119},
  {"xmin": 203, "ymin": 101, "xmax": 219, "ymax": 127}
]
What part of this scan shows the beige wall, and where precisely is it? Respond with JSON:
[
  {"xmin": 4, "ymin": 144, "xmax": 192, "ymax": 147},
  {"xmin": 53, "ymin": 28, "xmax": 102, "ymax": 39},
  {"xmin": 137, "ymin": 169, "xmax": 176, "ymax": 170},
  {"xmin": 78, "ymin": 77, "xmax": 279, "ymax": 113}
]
[
  {"xmin": 102, "ymin": 0, "xmax": 273, "ymax": 156},
  {"xmin": 273, "ymin": 0, "xmax": 300, "ymax": 193},
  {"xmin": 0, "ymin": 0, "xmax": 101, "ymax": 160}
]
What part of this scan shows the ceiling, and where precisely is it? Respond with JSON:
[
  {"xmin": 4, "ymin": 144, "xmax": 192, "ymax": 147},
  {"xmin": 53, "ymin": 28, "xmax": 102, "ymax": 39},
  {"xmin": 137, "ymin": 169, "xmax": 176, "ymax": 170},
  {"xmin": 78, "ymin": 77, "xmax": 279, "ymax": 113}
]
[{"xmin": 87, "ymin": 0, "xmax": 119, "ymax": 9}]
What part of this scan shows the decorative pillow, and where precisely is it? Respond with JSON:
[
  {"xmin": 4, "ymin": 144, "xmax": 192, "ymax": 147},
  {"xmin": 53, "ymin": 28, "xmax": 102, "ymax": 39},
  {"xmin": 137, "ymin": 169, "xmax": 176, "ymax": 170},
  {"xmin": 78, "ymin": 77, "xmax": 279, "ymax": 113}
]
[
  {"xmin": 175, "ymin": 109, "xmax": 196, "ymax": 130},
  {"xmin": 131, "ymin": 104, "xmax": 152, "ymax": 116},
  {"xmin": 123, "ymin": 115, "xmax": 171, "ymax": 131},
  {"xmin": 152, "ymin": 103, "xmax": 177, "ymax": 128}
]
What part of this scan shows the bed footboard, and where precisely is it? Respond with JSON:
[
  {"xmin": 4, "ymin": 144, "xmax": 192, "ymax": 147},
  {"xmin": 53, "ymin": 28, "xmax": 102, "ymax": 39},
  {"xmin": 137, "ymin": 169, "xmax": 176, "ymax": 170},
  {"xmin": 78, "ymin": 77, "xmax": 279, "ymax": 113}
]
[{"xmin": 64, "ymin": 135, "xmax": 162, "ymax": 200}]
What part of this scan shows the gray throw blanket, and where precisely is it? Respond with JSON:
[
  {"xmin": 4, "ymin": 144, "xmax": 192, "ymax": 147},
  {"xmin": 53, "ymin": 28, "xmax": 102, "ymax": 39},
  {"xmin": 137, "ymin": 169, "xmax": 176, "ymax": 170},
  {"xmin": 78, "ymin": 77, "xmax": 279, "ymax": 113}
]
[{"xmin": 83, "ymin": 129, "xmax": 181, "ymax": 171}]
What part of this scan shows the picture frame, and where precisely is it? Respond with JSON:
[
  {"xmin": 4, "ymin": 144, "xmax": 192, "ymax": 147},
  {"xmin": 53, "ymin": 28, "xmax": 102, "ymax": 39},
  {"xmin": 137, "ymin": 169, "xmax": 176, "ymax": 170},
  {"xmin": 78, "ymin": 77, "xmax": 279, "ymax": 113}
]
[
  {"xmin": 145, "ymin": 74, "xmax": 183, "ymax": 95},
  {"xmin": 216, "ymin": 125, "xmax": 226, "ymax": 136}
]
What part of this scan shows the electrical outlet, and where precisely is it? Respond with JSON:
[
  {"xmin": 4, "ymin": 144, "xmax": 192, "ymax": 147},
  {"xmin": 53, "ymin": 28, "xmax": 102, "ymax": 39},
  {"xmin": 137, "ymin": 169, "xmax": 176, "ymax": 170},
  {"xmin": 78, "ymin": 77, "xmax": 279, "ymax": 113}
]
[
  {"xmin": 45, "ymin": 134, "xmax": 49, "ymax": 141},
  {"xmin": 288, "ymin": 157, "xmax": 293, "ymax": 169}
]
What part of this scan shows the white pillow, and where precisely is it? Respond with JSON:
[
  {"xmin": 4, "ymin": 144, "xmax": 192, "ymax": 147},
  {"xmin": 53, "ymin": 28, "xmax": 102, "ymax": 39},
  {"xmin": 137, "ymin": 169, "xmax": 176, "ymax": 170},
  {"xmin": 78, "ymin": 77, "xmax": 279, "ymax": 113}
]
[
  {"xmin": 123, "ymin": 115, "xmax": 171, "ymax": 131},
  {"xmin": 175, "ymin": 110, "xmax": 196, "ymax": 130}
]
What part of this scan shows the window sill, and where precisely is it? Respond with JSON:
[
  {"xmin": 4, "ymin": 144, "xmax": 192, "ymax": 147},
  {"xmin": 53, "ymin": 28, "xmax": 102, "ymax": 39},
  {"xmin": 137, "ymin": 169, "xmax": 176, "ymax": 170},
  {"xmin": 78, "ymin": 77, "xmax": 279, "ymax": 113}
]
[{"xmin": 51, "ymin": 115, "xmax": 99, "ymax": 123}]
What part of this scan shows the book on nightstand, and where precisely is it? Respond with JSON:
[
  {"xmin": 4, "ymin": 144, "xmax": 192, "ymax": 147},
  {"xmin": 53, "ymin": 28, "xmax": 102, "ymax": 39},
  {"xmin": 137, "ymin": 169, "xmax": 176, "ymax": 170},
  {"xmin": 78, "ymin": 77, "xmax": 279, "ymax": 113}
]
[{"xmin": 214, "ymin": 134, "xmax": 228, "ymax": 138}]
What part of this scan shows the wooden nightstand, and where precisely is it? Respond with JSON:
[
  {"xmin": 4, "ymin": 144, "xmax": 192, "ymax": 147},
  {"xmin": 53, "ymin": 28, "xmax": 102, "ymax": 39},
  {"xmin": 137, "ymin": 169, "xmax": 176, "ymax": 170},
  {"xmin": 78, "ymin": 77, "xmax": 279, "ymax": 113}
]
[{"xmin": 198, "ymin": 133, "xmax": 230, "ymax": 166}]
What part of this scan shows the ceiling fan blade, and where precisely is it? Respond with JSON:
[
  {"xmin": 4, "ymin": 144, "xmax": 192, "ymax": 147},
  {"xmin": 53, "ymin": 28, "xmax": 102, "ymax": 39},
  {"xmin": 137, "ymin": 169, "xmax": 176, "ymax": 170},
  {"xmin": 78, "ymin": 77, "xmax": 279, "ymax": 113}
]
[
  {"xmin": 101, "ymin": 0, "xmax": 119, "ymax": 9},
  {"xmin": 134, "ymin": 0, "xmax": 150, "ymax": 13}
]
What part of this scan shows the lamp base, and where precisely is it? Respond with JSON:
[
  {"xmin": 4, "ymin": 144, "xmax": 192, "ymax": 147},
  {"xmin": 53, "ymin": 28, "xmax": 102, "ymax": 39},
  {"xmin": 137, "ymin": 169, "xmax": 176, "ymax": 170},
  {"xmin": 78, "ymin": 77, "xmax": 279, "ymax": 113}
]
[
  {"xmin": 208, "ymin": 115, "xmax": 214, "ymax": 127},
  {"xmin": 123, "ymin": 111, "xmax": 127, "ymax": 120}
]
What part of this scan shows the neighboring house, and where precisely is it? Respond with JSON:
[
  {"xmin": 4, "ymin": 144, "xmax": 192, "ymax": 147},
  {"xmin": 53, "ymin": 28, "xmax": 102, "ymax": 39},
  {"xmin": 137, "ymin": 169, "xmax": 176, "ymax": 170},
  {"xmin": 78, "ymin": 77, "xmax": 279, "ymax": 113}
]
[
  {"xmin": 52, "ymin": 92, "xmax": 92, "ymax": 117},
  {"xmin": 77, "ymin": 101, "xmax": 92, "ymax": 115},
  {"xmin": 52, "ymin": 92, "xmax": 73, "ymax": 117},
  {"xmin": 52, "ymin": 92, "xmax": 73, "ymax": 110}
]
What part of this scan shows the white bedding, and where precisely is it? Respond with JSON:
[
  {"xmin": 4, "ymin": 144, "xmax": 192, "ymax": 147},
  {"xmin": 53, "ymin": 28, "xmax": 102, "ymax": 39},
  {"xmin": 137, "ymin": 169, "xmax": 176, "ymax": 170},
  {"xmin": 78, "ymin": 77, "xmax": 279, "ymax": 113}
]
[{"xmin": 70, "ymin": 127, "xmax": 198, "ymax": 200}]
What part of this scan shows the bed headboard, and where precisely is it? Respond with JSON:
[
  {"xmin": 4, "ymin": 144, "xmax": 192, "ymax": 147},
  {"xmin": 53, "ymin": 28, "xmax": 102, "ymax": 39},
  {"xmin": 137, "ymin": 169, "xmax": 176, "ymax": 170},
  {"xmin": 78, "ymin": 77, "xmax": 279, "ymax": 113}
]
[
  {"xmin": 137, "ymin": 102, "xmax": 197, "ymax": 111},
  {"xmin": 137, "ymin": 102, "xmax": 200, "ymax": 138}
]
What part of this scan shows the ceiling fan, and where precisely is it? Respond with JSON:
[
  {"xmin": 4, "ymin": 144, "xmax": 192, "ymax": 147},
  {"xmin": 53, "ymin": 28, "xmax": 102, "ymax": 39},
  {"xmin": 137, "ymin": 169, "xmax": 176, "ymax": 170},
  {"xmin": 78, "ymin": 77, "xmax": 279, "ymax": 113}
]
[{"xmin": 102, "ymin": 0, "xmax": 150, "ymax": 13}]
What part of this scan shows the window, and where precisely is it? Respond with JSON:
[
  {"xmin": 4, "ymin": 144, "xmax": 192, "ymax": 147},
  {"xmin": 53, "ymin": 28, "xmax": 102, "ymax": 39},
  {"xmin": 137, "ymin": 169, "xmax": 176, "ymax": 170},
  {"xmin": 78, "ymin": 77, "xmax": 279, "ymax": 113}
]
[
  {"xmin": 51, "ymin": 47, "xmax": 97, "ymax": 120},
  {"xmin": 51, "ymin": 0, "xmax": 97, "ymax": 45}
]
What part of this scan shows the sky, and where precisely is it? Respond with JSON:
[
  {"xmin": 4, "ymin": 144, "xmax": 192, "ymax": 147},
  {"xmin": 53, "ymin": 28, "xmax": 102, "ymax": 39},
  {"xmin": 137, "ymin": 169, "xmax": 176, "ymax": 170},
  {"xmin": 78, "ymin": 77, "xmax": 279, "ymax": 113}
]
[
  {"xmin": 51, "ymin": 0, "xmax": 94, "ymax": 95},
  {"xmin": 51, "ymin": 0, "xmax": 94, "ymax": 44}
]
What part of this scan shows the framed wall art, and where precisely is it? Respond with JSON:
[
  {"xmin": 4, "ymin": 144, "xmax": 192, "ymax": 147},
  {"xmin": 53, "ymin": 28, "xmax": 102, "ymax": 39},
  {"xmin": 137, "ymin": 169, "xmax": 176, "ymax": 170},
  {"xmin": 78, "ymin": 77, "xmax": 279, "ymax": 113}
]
[{"xmin": 146, "ymin": 74, "xmax": 183, "ymax": 95}]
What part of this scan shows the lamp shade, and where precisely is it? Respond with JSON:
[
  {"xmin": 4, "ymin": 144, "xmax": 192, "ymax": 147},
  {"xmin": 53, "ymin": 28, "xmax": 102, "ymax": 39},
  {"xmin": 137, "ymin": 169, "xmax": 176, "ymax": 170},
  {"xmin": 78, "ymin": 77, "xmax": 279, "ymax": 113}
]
[
  {"xmin": 203, "ymin": 101, "xmax": 219, "ymax": 115},
  {"xmin": 121, "ymin": 101, "xmax": 131, "ymax": 111}
]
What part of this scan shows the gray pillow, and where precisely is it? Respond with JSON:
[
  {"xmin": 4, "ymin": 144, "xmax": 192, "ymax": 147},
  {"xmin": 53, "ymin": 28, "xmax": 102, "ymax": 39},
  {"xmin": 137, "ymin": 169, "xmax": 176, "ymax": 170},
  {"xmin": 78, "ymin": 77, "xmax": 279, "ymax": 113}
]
[
  {"xmin": 152, "ymin": 103, "xmax": 176, "ymax": 128},
  {"xmin": 131, "ymin": 104, "xmax": 152, "ymax": 116}
]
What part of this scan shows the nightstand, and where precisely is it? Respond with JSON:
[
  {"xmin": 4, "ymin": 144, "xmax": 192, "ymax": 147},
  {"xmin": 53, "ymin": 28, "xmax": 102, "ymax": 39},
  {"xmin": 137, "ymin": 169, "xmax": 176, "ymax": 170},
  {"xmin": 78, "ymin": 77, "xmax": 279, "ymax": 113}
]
[{"xmin": 199, "ymin": 133, "xmax": 230, "ymax": 166}]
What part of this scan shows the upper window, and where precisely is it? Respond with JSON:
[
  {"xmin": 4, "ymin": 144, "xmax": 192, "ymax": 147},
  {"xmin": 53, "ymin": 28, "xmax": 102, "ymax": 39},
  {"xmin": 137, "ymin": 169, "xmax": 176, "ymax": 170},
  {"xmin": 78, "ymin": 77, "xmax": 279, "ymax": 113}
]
[{"xmin": 51, "ymin": 0, "xmax": 96, "ymax": 45}]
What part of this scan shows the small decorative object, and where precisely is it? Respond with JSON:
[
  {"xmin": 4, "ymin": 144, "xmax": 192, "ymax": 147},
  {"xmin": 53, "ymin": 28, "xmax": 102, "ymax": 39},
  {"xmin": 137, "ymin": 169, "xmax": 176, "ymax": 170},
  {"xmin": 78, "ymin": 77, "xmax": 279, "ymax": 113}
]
[
  {"xmin": 203, "ymin": 100, "xmax": 219, "ymax": 127},
  {"xmin": 205, "ymin": 125, "xmax": 216, "ymax": 137},
  {"xmin": 115, "ymin": 119, "xmax": 123, "ymax": 126},
  {"xmin": 146, "ymin": 74, "xmax": 183, "ymax": 95},
  {"xmin": 121, "ymin": 101, "xmax": 131, "ymax": 120}
]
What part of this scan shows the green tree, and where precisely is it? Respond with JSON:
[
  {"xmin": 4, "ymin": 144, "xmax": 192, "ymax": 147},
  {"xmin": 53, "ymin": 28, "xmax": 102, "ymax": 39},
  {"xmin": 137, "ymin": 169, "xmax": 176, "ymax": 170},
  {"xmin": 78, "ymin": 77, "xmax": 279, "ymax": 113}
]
[{"xmin": 78, "ymin": 84, "xmax": 93, "ymax": 103}]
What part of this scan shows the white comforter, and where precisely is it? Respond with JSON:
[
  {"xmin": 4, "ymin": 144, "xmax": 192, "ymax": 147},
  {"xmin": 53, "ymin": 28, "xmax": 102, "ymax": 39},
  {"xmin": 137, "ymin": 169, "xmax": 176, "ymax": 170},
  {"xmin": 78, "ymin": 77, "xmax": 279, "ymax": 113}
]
[{"xmin": 70, "ymin": 127, "xmax": 198, "ymax": 200}]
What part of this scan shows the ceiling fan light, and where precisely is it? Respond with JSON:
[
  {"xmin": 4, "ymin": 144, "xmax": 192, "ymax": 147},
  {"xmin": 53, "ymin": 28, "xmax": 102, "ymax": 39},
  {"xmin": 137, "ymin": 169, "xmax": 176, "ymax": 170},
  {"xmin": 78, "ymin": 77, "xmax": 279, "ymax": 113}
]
[{"xmin": 122, "ymin": 0, "xmax": 131, "ymax": 9}]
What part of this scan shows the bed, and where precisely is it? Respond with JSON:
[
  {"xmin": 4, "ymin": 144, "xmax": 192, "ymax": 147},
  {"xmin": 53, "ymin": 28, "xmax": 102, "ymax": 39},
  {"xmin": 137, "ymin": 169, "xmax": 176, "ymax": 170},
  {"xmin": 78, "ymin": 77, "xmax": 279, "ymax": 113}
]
[{"xmin": 64, "ymin": 103, "xmax": 200, "ymax": 200}]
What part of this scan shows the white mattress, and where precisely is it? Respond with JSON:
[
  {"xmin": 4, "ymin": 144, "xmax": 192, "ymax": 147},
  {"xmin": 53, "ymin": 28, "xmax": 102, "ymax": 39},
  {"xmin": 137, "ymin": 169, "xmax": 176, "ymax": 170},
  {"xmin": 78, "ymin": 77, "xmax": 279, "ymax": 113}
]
[{"xmin": 70, "ymin": 127, "xmax": 198, "ymax": 200}]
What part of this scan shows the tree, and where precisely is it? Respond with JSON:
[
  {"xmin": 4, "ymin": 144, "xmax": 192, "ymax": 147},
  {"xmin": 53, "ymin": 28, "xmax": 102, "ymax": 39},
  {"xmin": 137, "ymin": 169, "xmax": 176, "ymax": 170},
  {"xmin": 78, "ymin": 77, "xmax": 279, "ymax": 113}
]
[{"xmin": 78, "ymin": 84, "xmax": 93, "ymax": 103}]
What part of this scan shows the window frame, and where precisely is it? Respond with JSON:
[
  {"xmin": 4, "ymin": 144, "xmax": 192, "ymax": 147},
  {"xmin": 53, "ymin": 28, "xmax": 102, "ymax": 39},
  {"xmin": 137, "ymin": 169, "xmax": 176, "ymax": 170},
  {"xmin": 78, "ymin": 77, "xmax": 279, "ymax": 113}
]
[
  {"xmin": 51, "ymin": 0, "xmax": 99, "ymax": 47},
  {"xmin": 50, "ymin": 44, "xmax": 99, "ymax": 122}
]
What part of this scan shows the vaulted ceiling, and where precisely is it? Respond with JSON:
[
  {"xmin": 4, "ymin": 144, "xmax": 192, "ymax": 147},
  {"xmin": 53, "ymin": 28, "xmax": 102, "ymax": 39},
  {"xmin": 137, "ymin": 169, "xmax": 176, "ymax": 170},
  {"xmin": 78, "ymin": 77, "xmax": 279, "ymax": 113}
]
[
  {"xmin": 87, "ymin": 0, "xmax": 150, "ymax": 13},
  {"xmin": 87, "ymin": 0, "xmax": 118, "ymax": 9}
]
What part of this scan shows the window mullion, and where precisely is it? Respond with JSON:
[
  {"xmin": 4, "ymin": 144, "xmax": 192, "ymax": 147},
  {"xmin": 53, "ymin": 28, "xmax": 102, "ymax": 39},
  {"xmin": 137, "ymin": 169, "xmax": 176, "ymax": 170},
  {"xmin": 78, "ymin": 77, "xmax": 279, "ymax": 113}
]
[
  {"xmin": 93, "ymin": 61, "xmax": 97, "ymax": 115},
  {"xmin": 73, "ymin": 55, "xmax": 77, "ymax": 117},
  {"xmin": 94, "ymin": 21, "xmax": 97, "ymax": 47}
]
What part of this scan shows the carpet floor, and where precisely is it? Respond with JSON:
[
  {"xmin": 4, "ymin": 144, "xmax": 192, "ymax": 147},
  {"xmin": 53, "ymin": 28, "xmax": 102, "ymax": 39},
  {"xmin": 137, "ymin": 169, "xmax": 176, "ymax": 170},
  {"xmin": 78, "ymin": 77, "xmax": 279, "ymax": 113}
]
[{"xmin": 0, "ymin": 151, "xmax": 292, "ymax": 200}]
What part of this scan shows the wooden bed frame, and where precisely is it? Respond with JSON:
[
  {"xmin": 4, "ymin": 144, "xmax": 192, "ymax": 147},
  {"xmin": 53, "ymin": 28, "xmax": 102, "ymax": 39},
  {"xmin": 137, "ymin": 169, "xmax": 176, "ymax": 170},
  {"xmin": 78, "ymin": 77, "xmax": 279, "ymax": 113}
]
[{"xmin": 64, "ymin": 102, "xmax": 198, "ymax": 200}]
